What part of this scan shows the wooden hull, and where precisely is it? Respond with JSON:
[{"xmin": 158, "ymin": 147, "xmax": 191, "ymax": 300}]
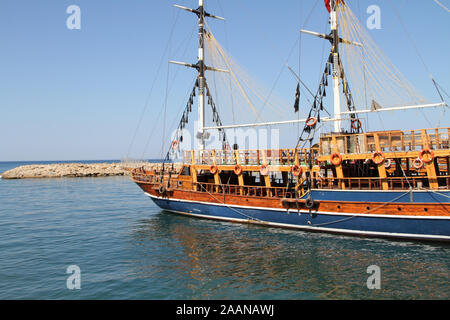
[{"xmin": 136, "ymin": 182, "xmax": 450, "ymax": 242}]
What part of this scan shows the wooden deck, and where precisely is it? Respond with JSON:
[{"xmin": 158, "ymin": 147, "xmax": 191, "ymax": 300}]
[{"xmin": 133, "ymin": 127, "xmax": 450, "ymax": 195}]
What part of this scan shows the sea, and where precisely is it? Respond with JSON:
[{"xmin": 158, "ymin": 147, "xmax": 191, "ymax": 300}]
[{"xmin": 0, "ymin": 161, "xmax": 448, "ymax": 300}]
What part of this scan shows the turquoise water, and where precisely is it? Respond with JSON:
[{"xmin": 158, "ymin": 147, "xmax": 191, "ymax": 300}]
[{"xmin": 0, "ymin": 162, "xmax": 449, "ymax": 300}]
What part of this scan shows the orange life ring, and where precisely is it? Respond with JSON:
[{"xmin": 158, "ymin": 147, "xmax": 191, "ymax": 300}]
[
  {"xmin": 171, "ymin": 140, "xmax": 179, "ymax": 150},
  {"xmin": 351, "ymin": 119, "xmax": 362, "ymax": 131},
  {"xmin": 291, "ymin": 164, "xmax": 303, "ymax": 177},
  {"xmin": 234, "ymin": 164, "xmax": 243, "ymax": 176},
  {"xmin": 372, "ymin": 151, "xmax": 385, "ymax": 165},
  {"xmin": 330, "ymin": 152, "xmax": 343, "ymax": 166},
  {"xmin": 419, "ymin": 149, "xmax": 434, "ymax": 164},
  {"xmin": 306, "ymin": 117, "xmax": 318, "ymax": 128},
  {"xmin": 260, "ymin": 165, "xmax": 269, "ymax": 176},
  {"xmin": 413, "ymin": 158, "xmax": 424, "ymax": 170},
  {"xmin": 210, "ymin": 165, "xmax": 218, "ymax": 175}
]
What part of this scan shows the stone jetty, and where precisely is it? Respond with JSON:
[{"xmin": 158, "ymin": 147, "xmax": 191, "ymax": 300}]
[{"xmin": 0, "ymin": 162, "xmax": 182, "ymax": 180}]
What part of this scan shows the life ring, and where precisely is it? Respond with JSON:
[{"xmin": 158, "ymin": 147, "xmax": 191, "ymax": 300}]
[
  {"xmin": 291, "ymin": 164, "xmax": 303, "ymax": 177},
  {"xmin": 158, "ymin": 184, "xmax": 166, "ymax": 194},
  {"xmin": 330, "ymin": 152, "xmax": 343, "ymax": 166},
  {"xmin": 171, "ymin": 140, "xmax": 179, "ymax": 150},
  {"xmin": 305, "ymin": 197, "xmax": 315, "ymax": 209},
  {"xmin": 384, "ymin": 159, "xmax": 392, "ymax": 169},
  {"xmin": 210, "ymin": 165, "xmax": 218, "ymax": 175},
  {"xmin": 413, "ymin": 158, "xmax": 424, "ymax": 170},
  {"xmin": 260, "ymin": 165, "xmax": 269, "ymax": 176},
  {"xmin": 234, "ymin": 164, "xmax": 243, "ymax": 176},
  {"xmin": 306, "ymin": 117, "xmax": 318, "ymax": 128},
  {"xmin": 372, "ymin": 151, "xmax": 385, "ymax": 165},
  {"xmin": 419, "ymin": 149, "xmax": 434, "ymax": 164},
  {"xmin": 351, "ymin": 119, "xmax": 362, "ymax": 131}
]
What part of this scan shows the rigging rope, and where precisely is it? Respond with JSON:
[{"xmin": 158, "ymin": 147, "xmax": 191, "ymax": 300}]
[
  {"xmin": 310, "ymin": 191, "xmax": 412, "ymax": 227},
  {"xmin": 338, "ymin": 1, "xmax": 427, "ymax": 109},
  {"xmin": 127, "ymin": 9, "xmax": 181, "ymax": 160},
  {"xmin": 433, "ymin": 0, "xmax": 450, "ymax": 12}
]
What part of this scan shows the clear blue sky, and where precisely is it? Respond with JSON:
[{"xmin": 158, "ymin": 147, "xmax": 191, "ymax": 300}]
[{"xmin": 0, "ymin": 0, "xmax": 449, "ymax": 161}]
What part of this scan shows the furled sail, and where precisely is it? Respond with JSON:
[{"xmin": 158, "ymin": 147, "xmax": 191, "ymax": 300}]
[
  {"xmin": 202, "ymin": 27, "xmax": 293, "ymax": 127},
  {"xmin": 336, "ymin": 2, "xmax": 429, "ymax": 111}
]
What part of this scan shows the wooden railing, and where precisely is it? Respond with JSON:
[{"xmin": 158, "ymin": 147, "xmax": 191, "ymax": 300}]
[
  {"xmin": 184, "ymin": 148, "xmax": 320, "ymax": 167},
  {"xmin": 194, "ymin": 182, "xmax": 297, "ymax": 199},
  {"xmin": 311, "ymin": 176, "xmax": 450, "ymax": 190},
  {"xmin": 320, "ymin": 127, "xmax": 450, "ymax": 156}
]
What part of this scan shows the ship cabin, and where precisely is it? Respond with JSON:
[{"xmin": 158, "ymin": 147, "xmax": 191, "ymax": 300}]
[{"xmin": 132, "ymin": 127, "xmax": 450, "ymax": 199}]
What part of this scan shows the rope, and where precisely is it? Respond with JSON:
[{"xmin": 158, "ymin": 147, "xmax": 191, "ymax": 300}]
[
  {"xmin": 160, "ymin": 63, "xmax": 171, "ymax": 159},
  {"xmin": 127, "ymin": 9, "xmax": 181, "ymax": 159},
  {"xmin": 338, "ymin": 1, "xmax": 427, "ymax": 109},
  {"xmin": 427, "ymin": 189, "xmax": 450, "ymax": 200},
  {"xmin": 433, "ymin": 0, "xmax": 450, "ymax": 12},
  {"xmin": 310, "ymin": 191, "xmax": 412, "ymax": 227},
  {"xmin": 197, "ymin": 183, "xmax": 265, "ymax": 222}
]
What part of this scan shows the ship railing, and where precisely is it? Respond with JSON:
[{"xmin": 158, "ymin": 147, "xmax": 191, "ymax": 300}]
[
  {"xmin": 194, "ymin": 182, "xmax": 297, "ymax": 199},
  {"xmin": 184, "ymin": 148, "xmax": 320, "ymax": 167},
  {"xmin": 132, "ymin": 172, "xmax": 154, "ymax": 183},
  {"xmin": 311, "ymin": 175, "xmax": 450, "ymax": 190},
  {"xmin": 320, "ymin": 127, "xmax": 450, "ymax": 156}
]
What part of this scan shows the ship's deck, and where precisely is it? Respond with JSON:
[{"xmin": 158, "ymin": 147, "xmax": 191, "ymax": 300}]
[{"xmin": 133, "ymin": 127, "xmax": 450, "ymax": 196}]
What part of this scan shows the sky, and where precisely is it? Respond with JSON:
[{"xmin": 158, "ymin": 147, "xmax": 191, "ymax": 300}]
[{"xmin": 0, "ymin": 0, "xmax": 449, "ymax": 161}]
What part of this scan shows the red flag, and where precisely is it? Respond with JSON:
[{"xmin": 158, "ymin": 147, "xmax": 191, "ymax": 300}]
[
  {"xmin": 325, "ymin": 0, "xmax": 341, "ymax": 12},
  {"xmin": 325, "ymin": 0, "xmax": 331, "ymax": 12}
]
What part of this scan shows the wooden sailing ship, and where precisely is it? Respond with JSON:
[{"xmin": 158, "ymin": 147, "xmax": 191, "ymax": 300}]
[{"xmin": 132, "ymin": 0, "xmax": 449, "ymax": 242}]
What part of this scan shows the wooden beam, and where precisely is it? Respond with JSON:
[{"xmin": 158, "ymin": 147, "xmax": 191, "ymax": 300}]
[
  {"xmin": 191, "ymin": 150, "xmax": 198, "ymax": 191},
  {"xmin": 374, "ymin": 133, "xmax": 389, "ymax": 191},
  {"xmin": 421, "ymin": 130, "xmax": 439, "ymax": 189},
  {"xmin": 235, "ymin": 150, "xmax": 245, "ymax": 195},
  {"xmin": 212, "ymin": 150, "xmax": 220, "ymax": 192},
  {"xmin": 332, "ymin": 136, "xmax": 345, "ymax": 190}
]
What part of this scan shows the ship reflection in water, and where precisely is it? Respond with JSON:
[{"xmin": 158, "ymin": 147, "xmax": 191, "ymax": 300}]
[{"xmin": 129, "ymin": 210, "xmax": 449, "ymax": 300}]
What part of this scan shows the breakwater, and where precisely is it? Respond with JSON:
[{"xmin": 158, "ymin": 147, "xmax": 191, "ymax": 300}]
[{"xmin": 0, "ymin": 162, "xmax": 178, "ymax": 180}]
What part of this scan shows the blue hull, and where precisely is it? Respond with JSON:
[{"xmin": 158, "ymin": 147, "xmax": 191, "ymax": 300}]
[
  {"xmin": 308, "ymin": 189, "xmax": 450, "ymax": 203},
  {"xmin": 147, "ymin": 193, "xmax": 450, "ymax": 242}
]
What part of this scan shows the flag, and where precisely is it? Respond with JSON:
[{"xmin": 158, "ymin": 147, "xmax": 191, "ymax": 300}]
[
  {"xmin": 325, "ymin": 0, "xmax": 331, "ymax": 12},
  {"xmin": 294, "ymin": 84, "xmax": 300, "ymax": 113},
  {"xmin": 371, "ymin": 100, "xmax": 382, "ymax": 111},
  {"xmin": 325, "ymin": 0, "xmax": 341, "ymax": 13}
]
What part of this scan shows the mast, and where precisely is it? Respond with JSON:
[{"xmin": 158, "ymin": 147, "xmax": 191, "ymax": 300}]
[
  {"xmin": 171, "ymin": 0, "xmax": 225, "ymax": 150},
  {"xmin": 330, "ymin": 0, "xmax": 342, "ymax": 133},
  {"xmin": 197, "ymin": 0, "xmax": 206, "ymax": 150}
]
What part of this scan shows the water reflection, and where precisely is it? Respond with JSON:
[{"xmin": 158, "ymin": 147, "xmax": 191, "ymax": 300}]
[{"xmin": 129, "ymin": 211, "xmax": 450, "ymax": 300}]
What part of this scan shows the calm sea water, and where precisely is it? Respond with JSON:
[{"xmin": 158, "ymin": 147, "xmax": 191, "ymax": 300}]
[{"xmin": 0, "ymin": 161, "xmax": 449, "ymax": 300}]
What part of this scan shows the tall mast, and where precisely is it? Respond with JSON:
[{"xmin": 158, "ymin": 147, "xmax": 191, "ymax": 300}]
[
  {"xmin": 171, "ymin": 0, "xmax": 225, "ymax": 150},
  {"xmin": 330, "ymin": 0, "xmax": 342, "ymax": 133},
  {"xmin": 197, "ymin": 0, "xmax": 206, "ymax": 149}
]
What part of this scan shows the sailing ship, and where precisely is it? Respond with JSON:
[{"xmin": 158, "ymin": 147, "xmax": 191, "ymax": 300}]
[{"xmin": 131, "ymin": 0, "xmax": 450, "ymax": 242}]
